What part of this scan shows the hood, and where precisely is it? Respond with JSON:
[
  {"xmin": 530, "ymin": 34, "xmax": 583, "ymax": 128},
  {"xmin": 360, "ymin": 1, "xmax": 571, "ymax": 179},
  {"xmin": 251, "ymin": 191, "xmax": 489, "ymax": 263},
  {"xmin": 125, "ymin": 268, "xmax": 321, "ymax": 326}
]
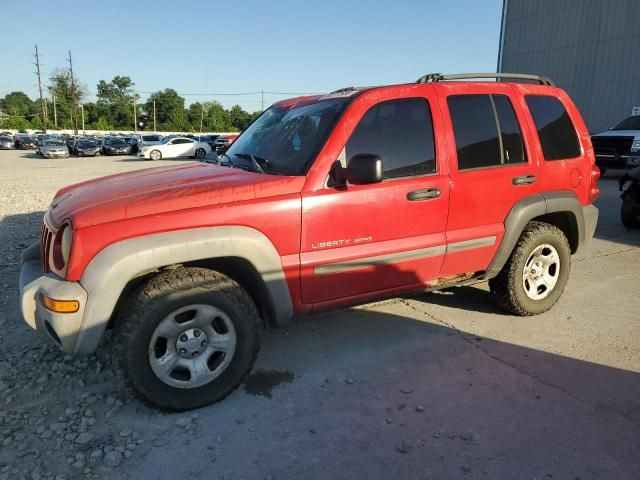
[
  {"xmin": 592, "ymin": 130, "xmax": 640, "ymax": 138},
  {"xmin": 49, "ymin": 162, "xmax": 305, "ymax": 228}
]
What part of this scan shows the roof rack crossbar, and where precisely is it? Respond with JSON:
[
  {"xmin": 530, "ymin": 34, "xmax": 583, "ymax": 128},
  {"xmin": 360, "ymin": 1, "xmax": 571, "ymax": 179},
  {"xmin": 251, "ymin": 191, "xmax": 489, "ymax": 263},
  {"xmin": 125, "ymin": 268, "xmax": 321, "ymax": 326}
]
[{"xmin": 416, "ymin": 72, "xmax": 555, "ymax": 87}]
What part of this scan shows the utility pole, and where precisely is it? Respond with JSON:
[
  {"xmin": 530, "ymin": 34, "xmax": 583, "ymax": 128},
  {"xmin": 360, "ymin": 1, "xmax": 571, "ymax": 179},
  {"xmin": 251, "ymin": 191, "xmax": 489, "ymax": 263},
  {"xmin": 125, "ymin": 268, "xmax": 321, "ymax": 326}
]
[
  {"xmin": 52, "ymin": 94, "xmax": 58, "ymax": 128},
  {"xmin": 261, "ymin": 90, "xmax": 264, "ymax": 111},
  {"xmin": 34, "ymin": 45, "xmax": 48, "ymax": 132},
  {"xmin": 67, "ymin": 50, "xmax": 78, "ymax": 134},
  {"xmin": 200, "ymin": 103, "xmax": 204, "ymax": 133},
  {"xmin": 80, "ymin": 104, "xmax": 85, "ymax": 133},
  {"xmin": 153, "ymin": 100, "xmax": 156, "ymax": 132},
  {"xmin": 133, "ymin": 94, "xmax": 137, "ymax": 133}
]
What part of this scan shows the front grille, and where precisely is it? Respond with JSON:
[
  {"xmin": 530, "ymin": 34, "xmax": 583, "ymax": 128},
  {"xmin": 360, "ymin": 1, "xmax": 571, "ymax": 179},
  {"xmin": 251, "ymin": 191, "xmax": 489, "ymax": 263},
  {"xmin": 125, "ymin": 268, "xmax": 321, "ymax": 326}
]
[
  {"xmin": 40, "ymin": 221, "xmax": 55, "ymax": 273},
  {"xmin": 591, "ymin": 136, "xmax": 633, "ymax": 157}
]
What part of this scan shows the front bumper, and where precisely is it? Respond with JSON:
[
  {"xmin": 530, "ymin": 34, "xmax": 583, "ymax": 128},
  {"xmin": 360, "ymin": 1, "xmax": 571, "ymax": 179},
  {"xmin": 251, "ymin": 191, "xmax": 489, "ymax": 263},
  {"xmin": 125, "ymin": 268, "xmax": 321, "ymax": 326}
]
[
  {"xmin": 596, "ymin": 154, "xmax": 640, "ymax": 169},
  {"xmin": 19, "ymin": 242, "xmax": 87, "ymax": 353}
]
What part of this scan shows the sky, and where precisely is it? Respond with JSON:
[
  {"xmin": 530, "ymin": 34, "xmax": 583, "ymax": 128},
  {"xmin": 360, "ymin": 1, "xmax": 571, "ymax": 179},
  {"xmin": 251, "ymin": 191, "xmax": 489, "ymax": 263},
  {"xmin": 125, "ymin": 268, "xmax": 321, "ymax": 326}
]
[{"xmin": 1, "ymin": 0, "xmax": 504, "ymax": 112}]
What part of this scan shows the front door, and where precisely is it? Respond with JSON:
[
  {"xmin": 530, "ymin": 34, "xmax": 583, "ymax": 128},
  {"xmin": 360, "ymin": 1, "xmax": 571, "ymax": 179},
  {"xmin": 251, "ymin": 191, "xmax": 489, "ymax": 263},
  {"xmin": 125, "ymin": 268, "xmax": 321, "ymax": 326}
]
[{"xmin": 300, "ymin": 90, "xmax": 450, "ymax": 305}]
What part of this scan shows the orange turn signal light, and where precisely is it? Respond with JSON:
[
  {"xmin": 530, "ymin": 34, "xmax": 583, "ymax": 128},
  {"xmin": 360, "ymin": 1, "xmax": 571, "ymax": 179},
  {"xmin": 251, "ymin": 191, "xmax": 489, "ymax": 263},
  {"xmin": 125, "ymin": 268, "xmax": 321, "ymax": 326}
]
[{"xmin": 42, "ymin": 296, "xmax": 80, "ymax": 313}]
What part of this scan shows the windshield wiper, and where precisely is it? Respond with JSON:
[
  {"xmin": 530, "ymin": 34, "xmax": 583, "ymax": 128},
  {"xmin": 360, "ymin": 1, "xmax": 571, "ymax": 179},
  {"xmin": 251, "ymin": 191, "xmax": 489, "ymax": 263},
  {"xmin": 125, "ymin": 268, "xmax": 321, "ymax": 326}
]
[{"xmin": 234, "ymin": 153, "xmax": 266, "ymax": 174}]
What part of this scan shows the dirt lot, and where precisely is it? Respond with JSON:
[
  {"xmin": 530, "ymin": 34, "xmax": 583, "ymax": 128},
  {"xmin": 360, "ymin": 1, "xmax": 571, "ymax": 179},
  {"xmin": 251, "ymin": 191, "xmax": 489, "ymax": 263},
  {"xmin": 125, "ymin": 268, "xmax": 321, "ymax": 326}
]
[{"xmin": 0, "ymin": 149, "xmax": 639, "ymax": 480}]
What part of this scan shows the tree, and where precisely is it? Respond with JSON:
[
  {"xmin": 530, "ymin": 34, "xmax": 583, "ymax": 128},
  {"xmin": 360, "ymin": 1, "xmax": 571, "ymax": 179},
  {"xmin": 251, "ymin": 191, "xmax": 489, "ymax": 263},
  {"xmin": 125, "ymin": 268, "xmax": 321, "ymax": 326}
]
[
  {"xmin": 143, "ymin": 89, "xmax": 186, "ymax": 131},
  {"xmin": 1, "ymin": 116, "xmax": 31, "ymax": 129},
  {"xmin": 48, "ymin": 68, "xmax": 85, "ymax": 130},
  {"xmin": 0, "ymin": 92, "xmax": 35, "ymax": 117},
  {"xmin": 94, "ymin": 116, "xmax": 113, "ymax": 131},
  {"xmin": 96, "ymin": 76, "xmax": 136, "ymax": 129},
  {"xmin": 229, "ymin": 105, "xmax": 253, "ymax": 131}
]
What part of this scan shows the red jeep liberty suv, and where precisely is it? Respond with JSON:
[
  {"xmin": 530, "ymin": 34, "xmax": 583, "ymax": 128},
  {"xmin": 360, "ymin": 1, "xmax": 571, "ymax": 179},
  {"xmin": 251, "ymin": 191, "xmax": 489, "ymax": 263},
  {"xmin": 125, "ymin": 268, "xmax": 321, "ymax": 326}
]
[{"xmin": 20, "ymin": 73, "xmax": 600, "ymax": 410}]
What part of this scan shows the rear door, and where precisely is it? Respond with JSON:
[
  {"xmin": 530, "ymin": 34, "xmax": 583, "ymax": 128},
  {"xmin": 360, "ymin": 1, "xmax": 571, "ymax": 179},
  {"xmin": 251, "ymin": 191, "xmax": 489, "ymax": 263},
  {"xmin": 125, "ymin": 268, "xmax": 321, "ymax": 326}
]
[
  {"xmin": 435, "ymin": 83, "xmax": 541, "ymax": 276},
  {"xmin": 300, "ymin": 88, "xmax": 450, "ymax": 305},
  {"xmin": 520, "ymin": 88, "xmax": 591, "ymax": 205}
]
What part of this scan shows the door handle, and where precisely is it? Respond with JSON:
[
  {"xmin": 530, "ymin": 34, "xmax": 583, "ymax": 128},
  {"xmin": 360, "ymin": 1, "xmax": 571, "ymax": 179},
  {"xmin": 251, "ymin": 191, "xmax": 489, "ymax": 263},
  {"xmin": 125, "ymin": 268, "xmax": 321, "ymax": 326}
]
[
  {"xmin": 512, "ymin": 174, "xmax": 537, "ymax": 186},
  {"xmin": 407, "ymin": 187, "xmax": 441, "ymax": 201}
]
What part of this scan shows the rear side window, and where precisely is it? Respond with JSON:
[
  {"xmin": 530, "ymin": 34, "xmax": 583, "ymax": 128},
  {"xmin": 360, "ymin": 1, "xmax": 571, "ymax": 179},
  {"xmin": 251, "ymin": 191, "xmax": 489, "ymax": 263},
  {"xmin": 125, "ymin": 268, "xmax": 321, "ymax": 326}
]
[
  {"xmin": 346, "ymin": 98, "xmax": 436, "ymax": 179},
  {"xmin": 525, "ymin": 95, "xmax": 581, "ymax": 160},
  {"xmin": 448, "ymin": 94, "xmax": 526, "ymax": 170}
]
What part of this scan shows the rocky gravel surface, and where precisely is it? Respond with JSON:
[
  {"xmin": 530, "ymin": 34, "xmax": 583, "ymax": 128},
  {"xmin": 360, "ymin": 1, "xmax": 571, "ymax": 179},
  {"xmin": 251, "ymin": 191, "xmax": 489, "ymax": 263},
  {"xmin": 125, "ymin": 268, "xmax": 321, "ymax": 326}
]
[{"xmin": 0, "ymin": 152, "xmax": 190, "ymax": 479}]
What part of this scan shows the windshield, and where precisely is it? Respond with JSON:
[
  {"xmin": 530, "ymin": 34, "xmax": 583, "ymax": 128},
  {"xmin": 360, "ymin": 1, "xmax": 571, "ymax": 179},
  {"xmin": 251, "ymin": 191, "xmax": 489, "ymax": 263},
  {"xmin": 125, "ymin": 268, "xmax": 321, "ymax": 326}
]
[
  {"xmin": 110, "ymin": 139, "xmax": 126, "ymax": 146},
  {"xmin": 142, "ymin": 135, "xmax": 159, "ymax": 141},
  {"xmin": 45, "ymin": 141, "xmax": 65, "ymax": 147},
  {"xmin": 79, "ymin": 141, "xmax": 96, "ymax": 147},
  {"xmin": 612, "ymin": 116, "xmax": 640, "ymax": 131},
  {"xmin": 225, "ymin": 98, "xmax": 350, "ymax": 175}
]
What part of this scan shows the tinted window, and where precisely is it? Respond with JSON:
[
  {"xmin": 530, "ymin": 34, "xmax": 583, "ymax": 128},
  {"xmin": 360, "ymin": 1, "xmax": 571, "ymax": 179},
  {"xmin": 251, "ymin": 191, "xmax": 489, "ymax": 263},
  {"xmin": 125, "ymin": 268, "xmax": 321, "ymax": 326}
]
[
  {"xmin": 493, "ymin": 95, "xmax": 526, "ymax": 164},
  {"xmin": 448, "ymin": 94, "xmax": 526, "ymax": 170},
  {"xmin": 346, "ymin": 98, "xmax": 436, "ymax": 179},
  {"xmin": 611, "ymin": 115, "xmax": 640, "ymax": 131},
  {"xmin": 525, "ymin": 95, "xmax": 581, "ymax": 160}
]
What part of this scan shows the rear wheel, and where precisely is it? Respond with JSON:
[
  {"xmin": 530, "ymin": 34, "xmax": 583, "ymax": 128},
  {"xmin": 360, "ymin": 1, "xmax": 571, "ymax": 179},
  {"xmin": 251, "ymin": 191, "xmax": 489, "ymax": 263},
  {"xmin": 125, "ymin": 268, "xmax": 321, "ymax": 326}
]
[
  {"xmin": 489, "ymin": 221, "xmax": 571, "ymax": 316},
  {"xmin": 149, "ymin": 149, "xmax": 162, "ymax": 161},
  {"xmin": 112, "ymin": 267, "xmax": 261, "ymax": 411},
  {"xmin": 195, "ymin": 148, "xmax": 206, "ymax": 160}
]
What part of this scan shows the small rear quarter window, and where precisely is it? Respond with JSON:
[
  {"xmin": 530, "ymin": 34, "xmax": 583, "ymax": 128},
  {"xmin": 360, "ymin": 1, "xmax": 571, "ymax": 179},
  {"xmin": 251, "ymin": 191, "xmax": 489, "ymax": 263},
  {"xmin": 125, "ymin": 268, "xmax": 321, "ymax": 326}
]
[{"xmin": 525, "ymin": 95, "xmax": 581, "ymax": 160}]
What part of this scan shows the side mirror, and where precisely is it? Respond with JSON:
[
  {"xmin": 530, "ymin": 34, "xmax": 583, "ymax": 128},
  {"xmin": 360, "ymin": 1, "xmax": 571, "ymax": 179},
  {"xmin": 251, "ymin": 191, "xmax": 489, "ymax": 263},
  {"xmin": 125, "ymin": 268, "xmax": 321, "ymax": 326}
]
[{"xmin": 332, "ymin": 153, "xmax": 383, "ymax": 186}]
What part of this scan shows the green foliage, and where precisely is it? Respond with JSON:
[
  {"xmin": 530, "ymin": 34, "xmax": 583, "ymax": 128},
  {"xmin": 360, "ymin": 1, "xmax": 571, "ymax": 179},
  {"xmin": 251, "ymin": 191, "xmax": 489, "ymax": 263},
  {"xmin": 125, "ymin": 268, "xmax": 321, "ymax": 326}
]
[
  {"xmin": 0, "ymin": 92, "xmax": 36, "ymax": 117},
  {"xmin": 94, "ymin": 116, "xmax": 113, "ymax": 131},
  {"xmin": 96, "ymin": 76, "xmax": 136, "ymax": 129},
  {"xmin": 0, "ymin": 73, "xmax": 264, "ymax": 132},
  {"xmin": 1, "ymin": 116, "xmax": 31, "ymax": 129}
]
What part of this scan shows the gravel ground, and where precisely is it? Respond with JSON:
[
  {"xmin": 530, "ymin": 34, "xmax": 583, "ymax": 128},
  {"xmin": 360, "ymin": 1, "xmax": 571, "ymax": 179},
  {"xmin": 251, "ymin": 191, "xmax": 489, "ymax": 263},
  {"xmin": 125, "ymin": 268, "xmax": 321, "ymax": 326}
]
[{"xmin": 1, "ymin": 149, "xmax": 639, "ymax": 480}]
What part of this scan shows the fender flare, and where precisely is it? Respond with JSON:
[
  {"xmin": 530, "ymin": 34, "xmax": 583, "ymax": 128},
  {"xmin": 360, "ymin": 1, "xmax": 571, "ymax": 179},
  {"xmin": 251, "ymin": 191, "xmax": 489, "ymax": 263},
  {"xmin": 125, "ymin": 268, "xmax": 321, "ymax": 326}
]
[
  {"xmin": 74, "ymin": 226, "xmax": 293, "ymax": 354},
  {"xmin": 482, "ymin": 190, "xmax": 587, "ymax": 280}
]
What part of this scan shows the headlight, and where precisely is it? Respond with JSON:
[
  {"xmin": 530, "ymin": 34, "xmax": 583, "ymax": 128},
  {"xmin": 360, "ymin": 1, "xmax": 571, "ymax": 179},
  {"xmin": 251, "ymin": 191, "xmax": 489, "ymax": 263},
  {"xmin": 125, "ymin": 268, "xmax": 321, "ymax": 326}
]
[
  {"xmin": 631, "ymin": 140, "xmax": 640, "ymax": 153},
  {"xmin": 52, "ymin": 223, "xmax": 73, "ymax": 270}
]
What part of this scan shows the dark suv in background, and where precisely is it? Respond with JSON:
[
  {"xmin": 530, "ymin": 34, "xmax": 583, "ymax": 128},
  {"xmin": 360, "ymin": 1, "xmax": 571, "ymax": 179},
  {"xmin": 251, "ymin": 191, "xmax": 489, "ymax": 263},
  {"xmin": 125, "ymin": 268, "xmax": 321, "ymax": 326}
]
[{"xmin": 591, "ymin": 115, "xmax": 640, "ymax": 176}]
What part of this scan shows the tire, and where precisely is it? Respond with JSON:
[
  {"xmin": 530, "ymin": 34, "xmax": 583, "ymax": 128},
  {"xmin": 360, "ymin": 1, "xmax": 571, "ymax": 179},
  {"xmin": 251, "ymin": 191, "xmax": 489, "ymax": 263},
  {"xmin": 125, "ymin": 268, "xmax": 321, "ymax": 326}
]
[
  {"xmin": 599, "ymin": 168, "xmax": 606, "ymax": 177},
  {"xmin": 195, "ymin": 148, "xmax": 206, "ymax": 160},
  {"xmin": 489, "ymin": 221, "xmax": 571, "ymax": 316},
  {"xmin": 112, "ymin": 267, "xmax": 260, "ymax": 411},
  {"xmin": 621, "ymin": 194, "xmax": 640, "ymax": 229},
  {"xmin": 149, "ymin": 149, "xmax": 162, "ymax": 161}
]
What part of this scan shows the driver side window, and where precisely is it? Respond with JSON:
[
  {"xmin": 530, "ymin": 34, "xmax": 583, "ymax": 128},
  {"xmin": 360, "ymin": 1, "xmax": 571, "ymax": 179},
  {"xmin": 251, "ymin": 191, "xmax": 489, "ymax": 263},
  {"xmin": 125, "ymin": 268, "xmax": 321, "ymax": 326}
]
[{"xmin": 345, "ymin": 98, "xmax": 436, "ymax": 179}]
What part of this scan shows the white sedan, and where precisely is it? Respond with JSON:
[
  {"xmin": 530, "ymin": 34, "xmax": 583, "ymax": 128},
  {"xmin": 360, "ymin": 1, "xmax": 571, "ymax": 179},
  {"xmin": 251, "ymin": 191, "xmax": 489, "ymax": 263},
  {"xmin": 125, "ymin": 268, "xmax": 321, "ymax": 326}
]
[{"xmin": 137, "ymin": 137, "xmax": 213, "ymax": 161}]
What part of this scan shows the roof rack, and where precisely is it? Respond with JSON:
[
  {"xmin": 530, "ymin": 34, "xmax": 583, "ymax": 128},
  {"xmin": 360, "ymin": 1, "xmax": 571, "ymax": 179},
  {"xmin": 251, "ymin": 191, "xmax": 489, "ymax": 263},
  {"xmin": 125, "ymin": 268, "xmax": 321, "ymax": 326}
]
[{"xmin": 416, "ymin": 72, "xmax": 555, "ymax": 87}]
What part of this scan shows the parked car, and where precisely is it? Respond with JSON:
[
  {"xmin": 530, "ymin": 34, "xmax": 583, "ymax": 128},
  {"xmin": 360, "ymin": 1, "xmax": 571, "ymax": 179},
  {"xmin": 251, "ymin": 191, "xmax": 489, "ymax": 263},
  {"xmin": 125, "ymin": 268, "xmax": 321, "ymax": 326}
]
[
  {"xmin": 137, "ymin": 136, "xmax": 211, "ymax": 160},
  {"xmin": 74, "ymin": 139, "xmax": 101, "ymax": 157},
  {"xmin": 15, "ymin": 135, "xmax": 37, "ymax": 149},
  {"xmin": 38, "ymin": 140, "xmax": 69, "ymax": 158},
  {"xmin": 591, "ymin": 114, "xmax": 640, "ymax": 176},
  {"xmin": 0, "ymin": 135, "xmax": 14, "ymax": 149},
  {"xmin": 214, "ymin": 136, "xmax": 231, "ymax": 154},
  {"xmin": 102, "ymin": 137, "xmax": 133, "ymax": 155},
  {"xmin": 19, "ymin": 72, "xmax": 599, "ymax": 411},
  {"xmin": 193, "ymin": 134, "xmax": 220, "ymax": 152}
]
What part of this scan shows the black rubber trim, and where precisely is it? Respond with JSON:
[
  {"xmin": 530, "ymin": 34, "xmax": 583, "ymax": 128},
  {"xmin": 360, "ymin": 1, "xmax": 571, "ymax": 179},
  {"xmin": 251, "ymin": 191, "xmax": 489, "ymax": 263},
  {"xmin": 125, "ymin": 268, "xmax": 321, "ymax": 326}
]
[{"xmin": 482, "ymin": 190, "xmax": 593, "ymax": 280}]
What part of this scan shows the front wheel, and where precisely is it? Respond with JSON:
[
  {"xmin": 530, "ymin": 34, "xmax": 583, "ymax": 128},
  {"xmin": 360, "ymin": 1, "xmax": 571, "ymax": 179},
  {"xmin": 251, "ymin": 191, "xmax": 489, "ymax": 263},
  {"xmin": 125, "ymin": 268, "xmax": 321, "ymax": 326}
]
[
  {"xmin": 489, "ymin": 221, "xmax": 571, "ymax": 316},
  {"xmin": 149, "ymin": 149, "xmax": 162, "ymax": 161},
  {"xmin": 195, "ymin": 148, "xmax": 206, "ymax": 160},
  {"xmin": 112, "ymin": 267, "xmax": 260, "ymax": 411},
  {"xmin": 621, "ymin": 193, "xmax": 640, "ymax": 228}
]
